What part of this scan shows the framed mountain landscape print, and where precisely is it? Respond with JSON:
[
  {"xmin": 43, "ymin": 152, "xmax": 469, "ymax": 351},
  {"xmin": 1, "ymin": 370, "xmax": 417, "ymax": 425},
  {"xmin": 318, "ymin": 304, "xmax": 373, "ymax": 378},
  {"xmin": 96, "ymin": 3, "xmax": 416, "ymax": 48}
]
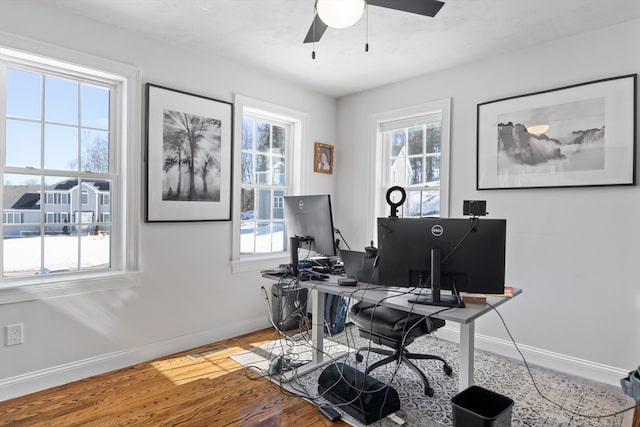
[{"xmin": 476, "ymin": 74, "xmax": 636, "ymax": 190}]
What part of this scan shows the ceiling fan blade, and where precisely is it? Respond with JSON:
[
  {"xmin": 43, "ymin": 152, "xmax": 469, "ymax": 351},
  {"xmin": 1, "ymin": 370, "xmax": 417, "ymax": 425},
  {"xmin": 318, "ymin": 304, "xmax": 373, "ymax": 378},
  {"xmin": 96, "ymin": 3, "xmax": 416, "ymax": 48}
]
[
  {"xmin": 367, "ymin": 0, "xmax": 445, "ymax": 17},
  {"xmin": 303, "ymin": 14, "xmax": 329, "ymax": 43}
]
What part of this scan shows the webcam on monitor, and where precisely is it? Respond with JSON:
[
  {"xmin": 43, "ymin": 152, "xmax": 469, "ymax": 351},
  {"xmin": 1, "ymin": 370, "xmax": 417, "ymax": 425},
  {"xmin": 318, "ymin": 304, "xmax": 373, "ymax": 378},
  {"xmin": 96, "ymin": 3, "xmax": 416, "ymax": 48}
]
[{"xmin": 463, "ymin": 200, "xmax": 487, "ymax": 217}]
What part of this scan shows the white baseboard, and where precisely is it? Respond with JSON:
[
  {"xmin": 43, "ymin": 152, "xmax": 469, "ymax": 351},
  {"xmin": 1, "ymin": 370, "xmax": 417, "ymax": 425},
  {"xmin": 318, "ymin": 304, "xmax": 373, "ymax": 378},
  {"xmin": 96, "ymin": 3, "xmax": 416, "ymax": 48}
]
[
  {"xmin": 437, "ymin": 325, "xmax": 628, "ymax": 388},
  {"xmin": 0, "ymin": 317, "xmax": 270, "ymax": 402}
]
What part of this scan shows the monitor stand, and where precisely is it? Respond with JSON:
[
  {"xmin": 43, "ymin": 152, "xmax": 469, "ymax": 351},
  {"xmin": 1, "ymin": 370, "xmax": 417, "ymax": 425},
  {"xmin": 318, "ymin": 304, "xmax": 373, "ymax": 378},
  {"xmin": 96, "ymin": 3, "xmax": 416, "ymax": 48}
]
[
  {"xmin": 289, "ymin": 235, "xmax": 312, "ymax": 277},
  {"xmin": 408, "ymin": 293, "xmax": 464, "ymax": 308},
  {"xmin": 408, "ymin": 249, "xmax": 465, "ymax": 308}
]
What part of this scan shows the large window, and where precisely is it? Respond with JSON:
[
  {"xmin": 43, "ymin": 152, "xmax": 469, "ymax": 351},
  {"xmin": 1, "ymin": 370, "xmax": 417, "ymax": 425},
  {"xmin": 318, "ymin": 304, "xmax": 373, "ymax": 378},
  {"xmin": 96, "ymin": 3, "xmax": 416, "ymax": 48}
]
[
  {"xmin": 381, "ymin": 112, "xmax": 443, "ymax": 217},
  {"xmin": 373, "ymin": 99, "xmax": 451, "ymax": 223},
  {"xmin": 0, "ymin": 43, "xmax": 139, "ymax": 293},
  {"xmin": 232, "ymin": 96, "xmax": 306, "ymax": 268},
  {"xmin": 240, "ymin": 115, "xmax": 289, "ymax": 255}
]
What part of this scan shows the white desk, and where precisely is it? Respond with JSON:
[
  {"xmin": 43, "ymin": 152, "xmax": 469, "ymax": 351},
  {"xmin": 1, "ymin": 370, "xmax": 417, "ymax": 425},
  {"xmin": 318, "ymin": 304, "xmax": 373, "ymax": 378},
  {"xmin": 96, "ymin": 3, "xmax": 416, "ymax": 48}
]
[{"xmin": 296, "ymin": 277, "xmax": 522, "ymax": 391}]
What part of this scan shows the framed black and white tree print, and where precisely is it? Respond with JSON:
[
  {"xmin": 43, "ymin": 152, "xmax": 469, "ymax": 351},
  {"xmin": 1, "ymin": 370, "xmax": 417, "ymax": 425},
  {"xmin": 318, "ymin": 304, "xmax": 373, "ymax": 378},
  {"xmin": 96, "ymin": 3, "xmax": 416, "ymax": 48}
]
[
  {"xmin": 145, "ymin": 84, "xmax": 233, "ymax": 221},
  {"xmin": 477, "ymin": 74, "xmax": 636, "ymax": 190}
]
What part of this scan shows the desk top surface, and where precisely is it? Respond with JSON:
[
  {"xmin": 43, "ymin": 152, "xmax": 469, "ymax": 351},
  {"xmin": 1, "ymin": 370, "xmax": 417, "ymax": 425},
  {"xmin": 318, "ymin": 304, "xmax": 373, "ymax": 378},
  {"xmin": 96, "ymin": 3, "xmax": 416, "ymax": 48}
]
[{"xmin": 289, "ymin": 275, "xmax": 522, "ymax": 324}]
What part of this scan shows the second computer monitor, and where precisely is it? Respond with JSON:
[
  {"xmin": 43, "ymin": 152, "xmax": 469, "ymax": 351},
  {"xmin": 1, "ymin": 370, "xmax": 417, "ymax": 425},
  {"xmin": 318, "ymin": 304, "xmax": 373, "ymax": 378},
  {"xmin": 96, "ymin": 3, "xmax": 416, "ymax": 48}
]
[{"xmin": 376, "ymin": 217, "xmax": 506, "ymax": 295}]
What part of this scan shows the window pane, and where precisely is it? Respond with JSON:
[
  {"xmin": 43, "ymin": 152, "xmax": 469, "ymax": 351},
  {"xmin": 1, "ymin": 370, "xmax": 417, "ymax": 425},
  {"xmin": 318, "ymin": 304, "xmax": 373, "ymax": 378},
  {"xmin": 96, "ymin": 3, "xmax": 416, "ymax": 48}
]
[
  {"xmin": 426, "ymin": 123, "xmax": 441, "ymax": 153},
  {"xmin": 425, "ymin": 155, "xmax": 441, "ymax": 183},
  {"xmin": 272, "ymin": 125, "xmax": 285, "ymax": 155},
  {"xmin": 241, "ymin": 153, "xmax": 253, "ymax": 184},
  {"xmin": 4, "ymin": 174, "xmax": 41, "ymax": 226},
  {"xmin": 6, "ymin": 68, "xmax": 41, "ymax": 120},
  {"xmin": 44, "ymin": 226, "xmax": 78, "ymax": 272},
  {"xmin": 81, "ymin": 84, "xmax": 109, "ymax": 130},
  {"xmin": 44, "ymin": 124, "xmax": 78, "ymax": 170},
  {"xmin": 389, "ymin": 157, "xmax": 407, "ymax": 186},
  {"xmin": 240, "ymin": 188, "xmax": 255, "ymax": 254},
  {"xmin": 241, "ymin": 188, "xmax": 255, "ymax": 220},
  {"xmin": 81, "ymin": 130, "xmax": 109, "ymax": 173},
  {"xmin": 273, "ymin": 191, "xmax": 285, "ymax": 219},
  {"xmin": 407, "ymin": 126, "xmax": 424, "ymax": 155},
  {"xmin": 421, "ymin": 190, "xmax": 440, "ymax": 216},
  {"xmin": 406, "ymin": 191, "xmax": 422, "ymax": 217},
  {"xmin": 256, "ymin": 122, "xmax": 270, "ymax": 152},
  {"xmin": 408, "ymin": 158, "xmax": 423, "ymax": 185},
  {"xmin": 242, "ymin": 118, "xmax": 254, "ymax": 150},
  {"xmin": 390, "ymin": 130, "xmax": 406, "ymax": 159},
  {"xmin": 4, "ymin": 226, "xmax": 42, "ymax": 277},
  {"xmin": 6, "ymin": 119, "xmax": 41, "ymax": 168},
  {"xmin": 272, "ymin": 156, "xmax": 285, "ymax": 186},
  {"xmin": 81, "ymin": 231, "xmax": 110, "ymax": 270},
  {"xmin": 257, "ymin": 189, "xmax": 271, "ymax": 220},
  {"xmin": 256, "ymin": 154, "xmax": 269, "ymax": 184},
  {"xmin": 271, "ymin": 221, "xmax": 285, "ymax": 253},
  {"xmin": 45, "ymin": 75, "xmax": 78, "ymax": 125},
  {"xmin": 255, "ymin": 221, "xmax": 272, "ymax": 254}
]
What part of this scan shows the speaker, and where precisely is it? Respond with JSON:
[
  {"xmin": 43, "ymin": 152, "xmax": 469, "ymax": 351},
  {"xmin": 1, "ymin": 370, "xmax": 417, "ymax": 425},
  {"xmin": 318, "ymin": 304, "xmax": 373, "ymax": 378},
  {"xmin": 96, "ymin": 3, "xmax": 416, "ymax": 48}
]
[{"xmin": 318, "ymin": 363, "xmax": 400, "ymax": 425}]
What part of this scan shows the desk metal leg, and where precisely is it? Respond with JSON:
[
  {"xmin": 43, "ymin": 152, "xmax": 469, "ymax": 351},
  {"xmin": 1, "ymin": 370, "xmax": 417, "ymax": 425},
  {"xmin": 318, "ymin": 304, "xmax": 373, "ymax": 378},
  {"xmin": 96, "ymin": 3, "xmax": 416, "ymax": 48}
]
[
  {"xmin": 459, "ymin": 321, "xmax": 475, "ymax": 391},
  {"xmin": 310, "ymin": 289, "xmax": 325, "ymax": 364}
]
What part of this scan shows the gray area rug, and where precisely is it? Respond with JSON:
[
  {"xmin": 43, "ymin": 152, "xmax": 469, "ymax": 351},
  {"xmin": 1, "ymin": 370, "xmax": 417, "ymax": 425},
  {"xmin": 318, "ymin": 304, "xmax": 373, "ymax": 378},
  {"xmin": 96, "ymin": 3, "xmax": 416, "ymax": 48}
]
[{"xmin": 230, "ymin": 326, "xmax": 634, "ymax": 426}]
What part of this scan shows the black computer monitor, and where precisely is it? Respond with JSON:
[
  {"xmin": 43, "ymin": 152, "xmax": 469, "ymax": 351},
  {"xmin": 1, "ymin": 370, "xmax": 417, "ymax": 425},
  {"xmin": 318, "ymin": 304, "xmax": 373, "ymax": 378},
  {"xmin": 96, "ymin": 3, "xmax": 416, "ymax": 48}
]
[
  {"xmin": 283, "ymin": 194, "xmax": 337, "ymax": 276},
  {"xmin": 376, "ymin": 217, "xmax": 506, "ymax": 307}
]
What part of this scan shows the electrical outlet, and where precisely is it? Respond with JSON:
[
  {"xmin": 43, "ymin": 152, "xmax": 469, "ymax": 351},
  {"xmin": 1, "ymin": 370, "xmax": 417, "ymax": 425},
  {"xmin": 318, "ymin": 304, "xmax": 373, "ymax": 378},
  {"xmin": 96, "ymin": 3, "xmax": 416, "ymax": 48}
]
[{"xmin": 6, "ymin": 324, "xmax": 23, "ymax": 346}]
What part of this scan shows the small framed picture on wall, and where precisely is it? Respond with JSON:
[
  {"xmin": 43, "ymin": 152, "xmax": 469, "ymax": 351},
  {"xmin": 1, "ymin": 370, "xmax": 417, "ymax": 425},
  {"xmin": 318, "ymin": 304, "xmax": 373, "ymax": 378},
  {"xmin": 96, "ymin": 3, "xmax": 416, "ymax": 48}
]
[{"xmin": 314, "ymin": 142, "xmax": 334, "ymax": 174}]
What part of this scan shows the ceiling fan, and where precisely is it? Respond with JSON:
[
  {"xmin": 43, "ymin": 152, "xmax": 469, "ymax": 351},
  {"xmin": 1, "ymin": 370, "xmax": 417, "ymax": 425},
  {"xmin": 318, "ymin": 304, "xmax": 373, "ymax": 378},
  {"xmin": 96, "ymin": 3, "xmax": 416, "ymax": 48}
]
[{"xmin": 303, "ymin": 0, "xmax": 445, "ymax": 44}]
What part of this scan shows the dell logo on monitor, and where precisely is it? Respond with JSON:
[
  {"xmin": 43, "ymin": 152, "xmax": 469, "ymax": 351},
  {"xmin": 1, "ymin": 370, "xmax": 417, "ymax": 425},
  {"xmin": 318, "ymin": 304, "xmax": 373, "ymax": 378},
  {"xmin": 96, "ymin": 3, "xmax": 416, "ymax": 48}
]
[{"xmin": 431, "ymin": 224, "xmax": 444, "ymax": 237}]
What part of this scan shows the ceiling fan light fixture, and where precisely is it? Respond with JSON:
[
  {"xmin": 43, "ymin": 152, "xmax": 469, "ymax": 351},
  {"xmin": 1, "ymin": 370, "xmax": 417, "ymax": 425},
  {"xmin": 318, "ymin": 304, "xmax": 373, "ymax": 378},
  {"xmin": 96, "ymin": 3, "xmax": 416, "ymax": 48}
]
[{"xmin": 315, "ymin": 0, "xmax": 366, "ymax": 29}]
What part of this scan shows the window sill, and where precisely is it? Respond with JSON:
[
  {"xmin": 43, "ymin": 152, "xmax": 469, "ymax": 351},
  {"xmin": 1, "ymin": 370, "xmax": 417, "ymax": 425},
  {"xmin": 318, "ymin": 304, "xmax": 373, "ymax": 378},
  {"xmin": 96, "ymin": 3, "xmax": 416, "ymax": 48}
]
[
  {"xmin": 232, "ymin": 254, "xmax": 289, "ymax": 274},
  {"xmin": 0, "ymin": 271, "xmax": 142, "ymax": 304}
]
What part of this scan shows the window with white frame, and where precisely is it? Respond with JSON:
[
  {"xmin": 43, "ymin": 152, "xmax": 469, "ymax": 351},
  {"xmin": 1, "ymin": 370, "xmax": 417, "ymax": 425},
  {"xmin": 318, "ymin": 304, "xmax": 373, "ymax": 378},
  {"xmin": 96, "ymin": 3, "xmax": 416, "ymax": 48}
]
[
  {"xmin": 1, "ymin": 44, "xmax": 139, "ymax": 287},
  {"xmin": 374, "ymin": 99, "xmax": 451, "ymax": 221},
  {"xmin": 233, "ymin": 96, "xmax": 305, "ymax": 266},
  {"xmin": 239, "ymin": 114, "xmax": 290, "ymax": 255}
]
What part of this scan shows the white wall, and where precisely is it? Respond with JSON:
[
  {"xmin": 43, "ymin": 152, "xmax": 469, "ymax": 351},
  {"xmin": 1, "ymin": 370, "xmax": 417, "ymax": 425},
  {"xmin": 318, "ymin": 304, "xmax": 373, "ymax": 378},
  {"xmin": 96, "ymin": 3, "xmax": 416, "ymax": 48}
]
[
  {"xmin": 335, "ymin": 20, "xmax": 640, "ymax": 383},
  {"xmin": 0, "ymin": 2, "xmax": 336, "ymax": 400}
]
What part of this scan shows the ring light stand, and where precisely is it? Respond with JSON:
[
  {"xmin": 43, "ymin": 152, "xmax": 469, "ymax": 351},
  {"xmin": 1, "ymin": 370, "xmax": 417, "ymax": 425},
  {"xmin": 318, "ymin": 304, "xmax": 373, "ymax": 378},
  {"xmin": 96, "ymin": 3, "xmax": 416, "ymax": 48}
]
[{"xmin": 386, "ymin": 186, "xmax": 406, "ymax": 218}]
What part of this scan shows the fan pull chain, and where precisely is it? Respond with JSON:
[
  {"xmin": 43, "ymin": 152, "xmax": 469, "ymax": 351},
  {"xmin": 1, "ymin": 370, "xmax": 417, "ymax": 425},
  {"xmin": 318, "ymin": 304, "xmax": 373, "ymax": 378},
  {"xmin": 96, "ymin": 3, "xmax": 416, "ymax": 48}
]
[
  {"xmin": 312, "ymin": 12, "xmax": 317, "ymax": 59},
  {"xmin": 364, "ymin": 4, "xmax": 369, "ymax": 52}
]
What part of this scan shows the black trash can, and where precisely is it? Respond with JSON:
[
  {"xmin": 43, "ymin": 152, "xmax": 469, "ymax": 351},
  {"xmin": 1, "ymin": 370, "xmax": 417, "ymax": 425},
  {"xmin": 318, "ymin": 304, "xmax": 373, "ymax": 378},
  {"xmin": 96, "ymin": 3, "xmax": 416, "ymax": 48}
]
[{"xmin": 451, "ymin": 385, "xmax": 514, "ymax": 427}]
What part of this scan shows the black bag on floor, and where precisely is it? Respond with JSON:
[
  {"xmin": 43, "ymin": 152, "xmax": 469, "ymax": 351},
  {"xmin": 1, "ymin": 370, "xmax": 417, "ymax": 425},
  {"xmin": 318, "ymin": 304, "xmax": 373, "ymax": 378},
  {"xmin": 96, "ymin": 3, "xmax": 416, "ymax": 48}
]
[{"xmin": 317, "ymin": 362, "xmax": 400, "ymax": 425}]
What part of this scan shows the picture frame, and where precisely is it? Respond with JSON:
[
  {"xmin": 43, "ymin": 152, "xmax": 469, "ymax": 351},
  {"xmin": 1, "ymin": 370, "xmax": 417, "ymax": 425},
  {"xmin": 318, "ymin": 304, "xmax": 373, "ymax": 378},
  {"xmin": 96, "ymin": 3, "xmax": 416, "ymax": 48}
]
[
  {"xmin": 145, "ymin": 83, "xmax": 233, "ymax": 221},
  {"xmin": 477, "ymin": 74, "xmax": 636, "ymax": 190},
  {"xmin": 314, "ymin": 142, "xmax": 334, "ymax": 174}
]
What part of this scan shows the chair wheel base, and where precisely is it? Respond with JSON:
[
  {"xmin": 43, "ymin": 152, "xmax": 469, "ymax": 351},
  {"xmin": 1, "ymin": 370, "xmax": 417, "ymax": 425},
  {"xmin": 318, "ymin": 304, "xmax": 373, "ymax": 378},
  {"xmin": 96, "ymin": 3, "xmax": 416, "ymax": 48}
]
[
  {"xmin": 425, "ymin": 387, "xmax": 435, "ymax": 397},
  {"xmin": 356, "ymin": 353, "xmax": 363, "ymax": 363},
  {"xmin": 444, "ymin": 365, "xmax": 453, "ymax": 376}
]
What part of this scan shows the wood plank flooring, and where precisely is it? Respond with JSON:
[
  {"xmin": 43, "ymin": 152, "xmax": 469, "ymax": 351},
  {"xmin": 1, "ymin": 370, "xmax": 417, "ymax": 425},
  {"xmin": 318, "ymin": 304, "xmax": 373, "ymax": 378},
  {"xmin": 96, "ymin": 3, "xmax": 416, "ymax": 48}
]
[{"xmin": 0, "ymin": 328, "xmax": 349, "ymax": 426}]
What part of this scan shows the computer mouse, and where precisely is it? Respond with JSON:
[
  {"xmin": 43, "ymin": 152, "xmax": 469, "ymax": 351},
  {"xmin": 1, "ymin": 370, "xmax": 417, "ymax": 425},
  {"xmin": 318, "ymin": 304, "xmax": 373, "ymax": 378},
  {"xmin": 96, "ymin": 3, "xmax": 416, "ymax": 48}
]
[{"xmin": 338, "ymin": 277, "xmax": 358, "ymax": 286}]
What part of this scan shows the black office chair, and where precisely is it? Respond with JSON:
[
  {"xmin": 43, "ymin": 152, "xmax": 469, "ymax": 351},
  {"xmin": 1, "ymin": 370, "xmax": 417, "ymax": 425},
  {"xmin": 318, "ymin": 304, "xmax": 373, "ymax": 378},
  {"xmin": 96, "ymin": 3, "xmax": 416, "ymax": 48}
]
[{"xmin": 350, "ymin": 301, "xmax": 453, "ymax": 397}]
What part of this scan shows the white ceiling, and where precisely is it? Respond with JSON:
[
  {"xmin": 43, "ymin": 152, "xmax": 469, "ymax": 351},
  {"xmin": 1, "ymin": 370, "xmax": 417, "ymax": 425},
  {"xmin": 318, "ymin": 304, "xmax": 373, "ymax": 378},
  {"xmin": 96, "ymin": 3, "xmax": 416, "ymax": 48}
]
[{"xmin": 34, "ymin": 0, "xmax": 640, "ymax": 98}]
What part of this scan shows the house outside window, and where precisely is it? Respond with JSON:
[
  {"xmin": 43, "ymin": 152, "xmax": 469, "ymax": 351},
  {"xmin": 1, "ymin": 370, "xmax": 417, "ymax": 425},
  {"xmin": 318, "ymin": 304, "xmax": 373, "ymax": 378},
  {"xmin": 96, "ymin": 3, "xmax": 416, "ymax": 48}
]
[
  {"xmin": 0, "ymin": 42, "xmax": 139, "ymax": 291},
  {"xmin": 372, "ymin": 99, "xmax": 451, "ymax": 228}
]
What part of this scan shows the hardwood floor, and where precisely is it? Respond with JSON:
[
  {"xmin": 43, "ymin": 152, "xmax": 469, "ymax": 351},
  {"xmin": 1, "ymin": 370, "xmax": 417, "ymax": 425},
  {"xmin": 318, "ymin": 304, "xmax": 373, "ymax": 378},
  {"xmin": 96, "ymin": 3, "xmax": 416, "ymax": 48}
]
[{"xmin": 0, "ymin": 328, "xmax": 349, "ymax": 426}]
